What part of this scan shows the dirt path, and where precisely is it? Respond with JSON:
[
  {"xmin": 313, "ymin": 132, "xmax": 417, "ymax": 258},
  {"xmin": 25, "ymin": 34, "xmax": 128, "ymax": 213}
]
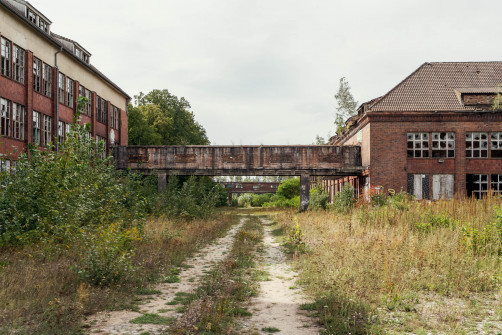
[
  {"xmin": 241, "ymin": 218, "xmax": 321, "ymax": 335},
  {"xmin": 85, "ymin": 218, "xmax": 246, "ymax": 335}
]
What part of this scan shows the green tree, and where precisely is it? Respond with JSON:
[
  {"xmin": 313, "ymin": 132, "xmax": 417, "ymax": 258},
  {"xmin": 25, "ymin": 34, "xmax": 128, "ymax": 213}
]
[
  {"xmin": 334, "ymin": 77, "xmax": 358, "ymax": 135},
  {"xmin": 276, "ymin": 178, "xmax": 300, "ymax": 199},
  {"xmin": 130, "ymin": 89, "xmax": 209, "ymax": 145}
]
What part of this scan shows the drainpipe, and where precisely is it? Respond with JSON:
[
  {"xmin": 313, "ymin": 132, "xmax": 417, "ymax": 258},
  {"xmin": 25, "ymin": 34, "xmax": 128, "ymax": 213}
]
[{"xmin": 54, "ymin": 47, "xmax": 63, "ymax": 152}]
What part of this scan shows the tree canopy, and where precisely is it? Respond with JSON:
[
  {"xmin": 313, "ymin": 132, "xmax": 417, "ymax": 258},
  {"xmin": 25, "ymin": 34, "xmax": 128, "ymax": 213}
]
[
  {"xmin": 128, "ymin": 89, "xmax": 209, "ymax": 145},
  {"xmin": 334, "ymin": 77, "xmax": 358, "ymax": 134}
]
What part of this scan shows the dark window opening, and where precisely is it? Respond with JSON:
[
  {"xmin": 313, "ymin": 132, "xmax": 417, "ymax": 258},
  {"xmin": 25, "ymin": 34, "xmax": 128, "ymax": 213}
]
[{"xmin": 466, "ymin": 174, "xmax": 488, "ymax": 199}]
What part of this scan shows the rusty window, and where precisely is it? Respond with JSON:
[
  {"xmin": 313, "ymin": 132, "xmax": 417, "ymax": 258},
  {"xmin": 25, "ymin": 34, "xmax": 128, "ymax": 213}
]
[
  {"xmin": 12, "ymin": 103, "xmax": 25, "ymax": 140},
  {"xmin": 0, "ymin": 98, "xmax": 11, "ymax": 137},
  {"xmin": 58, "ymin": 73, "xmax": 65, "ymax": 104},
  {"xmin": 407, "ymin": 133, "xmax": 429, "ymax": 158},
  {"xmin": 33, "ymin": 58, "xmax": 41, "ymax": 92},
  {"xmin": 33, "ymin": 111, "xmax": 41, "ymax": 145},
  {"xmin": 13, "ymin": 45, "xmax": 24, "ymax": 84},
  {"xmin": 431, "ymin": 132, "xmax": 454, "ymax": 158},
  {"xmin": 1, "ymin": 37, "xmax": 11, "ymax": 78},
  {"xmin": 492, "ymin": 175, "xmax": 502, "ymax": 194},
  {"xmin": 466, "ymin": 174, "xmax": 488, "ymax": 199},
  {"xmin": 466, "ymin": 132, "xmax": 488, "ymax": 158},
  {"xmin": 491, "ymin": 132, "xmax": 502, "ymax": 158},
  {"xmin": 66, "ymin": 77, "xmax": 74, "ymax": 108},
  {"xmin": 43, "ymin": 63, "xmax": 52, "ymax": 97}
]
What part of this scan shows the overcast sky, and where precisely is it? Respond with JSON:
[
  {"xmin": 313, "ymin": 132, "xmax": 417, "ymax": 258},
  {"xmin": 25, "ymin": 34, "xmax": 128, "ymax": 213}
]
[{"xmin": 32, "ymin": 0, "xmax": 502, "ymax": 145}]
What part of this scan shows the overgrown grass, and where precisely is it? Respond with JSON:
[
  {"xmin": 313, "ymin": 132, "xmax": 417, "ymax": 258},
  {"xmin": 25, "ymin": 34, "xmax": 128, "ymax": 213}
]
[
  {"xmin": 169, "ymin": 216, "xmax": 264, "ymax": 334},
  {"xmin": 275, "ymin": 195, "xmax": 502, "ymax": 334},
  {"xmin": 0, "ymin": 213, "xmax": 237, "ymax": 335}
]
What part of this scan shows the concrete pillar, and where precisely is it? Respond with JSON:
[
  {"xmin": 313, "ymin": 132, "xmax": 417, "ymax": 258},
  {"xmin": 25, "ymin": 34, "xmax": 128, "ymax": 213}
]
[
  {"xmin": 300, "ymin": 174, "xmax": 310, "ymax": 212},
  {"xmin": 158, "ymin": 173, "xmax": 167, "ymax": 193},
  {"xmin": 228, "ymin": 192, "xmax": 233, "ymax": 206}
]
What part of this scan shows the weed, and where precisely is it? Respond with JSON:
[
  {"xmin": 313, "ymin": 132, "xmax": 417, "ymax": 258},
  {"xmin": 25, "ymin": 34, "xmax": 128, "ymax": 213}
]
[
  {"xmin": 135, "ymin": 288, "xmax": 162, "ymax": 295},
  {"xmin": 262, "ymin": 326, "xmax": 281, "ymax": 333},
  {"xmin": 129, "ymin": 313, "xmax": 175, "ymax": 325}
]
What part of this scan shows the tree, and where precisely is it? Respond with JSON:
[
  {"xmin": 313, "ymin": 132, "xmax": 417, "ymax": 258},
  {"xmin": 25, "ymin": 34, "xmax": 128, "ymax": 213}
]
[
  {"xmin": 314, "ymin": 134, "xmax": 326, "ymax": 145},
  {"xmin": 334, "ymin": 77, "xmax": 358, "ymax": 135},
  {"xmin": 129, "ymin": 89, "xmax": 209, "ymax": 145}
]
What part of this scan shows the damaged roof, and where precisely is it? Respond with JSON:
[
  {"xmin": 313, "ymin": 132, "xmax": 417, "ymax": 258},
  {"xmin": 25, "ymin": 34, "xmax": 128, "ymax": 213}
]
[{"xmin": 369, "ymin": 62, "xmax": 502, "ymax": 112}]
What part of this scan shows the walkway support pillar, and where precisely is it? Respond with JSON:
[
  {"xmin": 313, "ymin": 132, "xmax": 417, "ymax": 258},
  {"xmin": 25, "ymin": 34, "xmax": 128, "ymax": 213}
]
[
  {"xmin": 158, "ymin": 173, "xmax": 167, "ymax": 193},
  {"xmin": 300, "ymin": 174, "xmax": 310, "ymax": 212},
  {"xmin": 228, "ymin": 192, "xmax": 233, "ymax": 206}
]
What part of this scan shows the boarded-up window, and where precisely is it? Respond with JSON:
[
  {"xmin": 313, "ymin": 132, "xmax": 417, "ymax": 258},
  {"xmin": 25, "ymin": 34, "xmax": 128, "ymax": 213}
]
[
  {"xmin": 407, "ymin": 174, "xmax": 430, "ymax": 200},
  {"xmin": 432, "ymin": 174, "xmax": 454, "ymax": 200}
]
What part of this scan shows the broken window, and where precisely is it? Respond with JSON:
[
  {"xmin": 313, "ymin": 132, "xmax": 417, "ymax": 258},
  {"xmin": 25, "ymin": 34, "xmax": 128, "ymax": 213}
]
[
  {"xmin": 96, "ymin": 98, "xmax": 107, "ymax": 124},
  {"xmin": 96, "ymin": 95, "xmax": 101, "ymax": 121},
  {"xmin": 407, "ymin": 133, "xmax": 429, "ymax": 158},
  {"xmin": 466, "ymin": 174, "xmax": 488, "ymax": 199},
  {"xmin": 27, "ymin": 9, "xmax": 37, "ymax": 24},
  {"xmin": 0, "ymin": 98, "xmax": 11, "ymax": 137},
  {"xmin": 492, "ymin": 175, "xmax": 502, "ymax": 194},
  {"xmin": 432, "ymin": 132, "xmax": 454, "ymax": 158},
  {"xmin": 110, "ymin": 105, "xmax": 119, "ymax": 129},
  {"xmin": 1, "ymin": 37, "xmax": 11, "ymax": 78},
  {"xmin": 13, "ymin": 45, "xmax": 24, "ymax": 84},
  {"xmin": 33, "ymin": 57, "xmax": 41, "ymax": 93},
  {"xmin": 42, "ymin": 63, "xmax": 52, "ymax": 97},
  {"xmin": 66, "ymin": 77, "xmax": 74, "ymax": 108},
  {"xmin": 491, "ymin": 132, "xmax": 502, "ymax": 158},
  {"xmin": 12, "ymin": 103, "xmax": 25, "ymax": 140},
  {"xmin": 33, "ymin": 111, "xmax": 41, "ymax": 145},
  {"xmin": 85, "ymin": 89, "xmax": 92, "ymax": 116},
  {"xmin": 58, "ymin": 73, "xmax": 65, "ymax": 104},
  {"xmin": 57, "ymin": 120, "xmax": 66, "ymax": 143},
  {"xmin": 39, "ymin": 18, "xmax": 48, "ymax": 32},
  {"xmin": 466, "ymin": 132, "xmax": 488, "ymax": 158},
  {"xmin": 42, "ymin": 114, "xmax": 52, "ymax": 146}
]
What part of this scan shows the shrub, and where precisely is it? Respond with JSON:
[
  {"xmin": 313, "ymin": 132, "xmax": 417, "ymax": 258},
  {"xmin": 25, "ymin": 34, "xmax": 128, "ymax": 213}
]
[
  {"xmin": 334, "ymin": 183, "xmax": 355, "ymax": 213},
  {"xmin": 237, "ymin": 193, "xmax": 253, "ymax": 207},
  {"xmin": 251, "ymin": 193, "xmax": 274, "ymax": 207},
  {"xmin": 310, "ymin": 188, "xmax": 330, "ymax": 210},
  {"xmin": 276, "ymin": 178, "xmax": 300, "ymax": 199}
]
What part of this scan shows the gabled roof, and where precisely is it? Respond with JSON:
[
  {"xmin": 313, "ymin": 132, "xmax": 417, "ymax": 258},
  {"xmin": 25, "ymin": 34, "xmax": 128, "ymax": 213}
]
[{"xmin": 370, "ymin": 62, "xmax": 502, "ymax": 112}]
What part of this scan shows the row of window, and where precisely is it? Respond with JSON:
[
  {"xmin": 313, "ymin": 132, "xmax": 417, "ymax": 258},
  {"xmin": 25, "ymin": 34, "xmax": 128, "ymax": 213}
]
[
  {"xmin": 27, "ymin": 8, "xmax": 49, "ymax": 33},
  {"xmin": 1, "ymin": 36, "xmax": 119, "ymax": 129},
  {"xmin": 407, "ymin": 132, "xmax": 502, "ymax": 158}
]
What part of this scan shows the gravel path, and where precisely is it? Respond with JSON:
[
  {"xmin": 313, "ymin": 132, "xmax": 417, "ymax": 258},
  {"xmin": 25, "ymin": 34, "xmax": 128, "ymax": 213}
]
[
  {"xmin": 241, "ymin": 218, "xmax": 321, "ymax": 335},
  {"xmin": 85, "ymin": 218, "xmax": 246, "ymax": 335}
]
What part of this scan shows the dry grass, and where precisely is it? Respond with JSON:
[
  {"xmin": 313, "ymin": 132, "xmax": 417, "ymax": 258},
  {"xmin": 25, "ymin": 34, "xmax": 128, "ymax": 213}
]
[
  {"xmin": 0, "ymin": 211, "xmax": 237, "ymax": 335},
  {"xmin": 274, "ymin": 195, "xmax": 502, "ymax": 334}
]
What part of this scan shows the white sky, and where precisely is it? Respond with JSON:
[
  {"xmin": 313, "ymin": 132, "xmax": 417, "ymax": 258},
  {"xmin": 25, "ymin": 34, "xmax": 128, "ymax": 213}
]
[{"xmin": 32, "ymin": 0, "xmax": 502, "ymax": 145}]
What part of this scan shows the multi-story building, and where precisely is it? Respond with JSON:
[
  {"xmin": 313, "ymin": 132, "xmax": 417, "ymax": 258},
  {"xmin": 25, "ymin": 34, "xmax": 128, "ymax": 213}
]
[
  {"xmin": 0, "ymin": 0, "xmax": 129, "ymax": 168},
  {"xmin": 323, "ymin": 62, "xmax": 502, "ymax": 200}
]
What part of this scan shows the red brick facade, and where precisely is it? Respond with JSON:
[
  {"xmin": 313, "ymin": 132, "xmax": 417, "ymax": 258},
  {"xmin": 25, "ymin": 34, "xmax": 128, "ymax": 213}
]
[{"xmin": 327, "ymin": 62, "xmax": 502, "ymax": 200}]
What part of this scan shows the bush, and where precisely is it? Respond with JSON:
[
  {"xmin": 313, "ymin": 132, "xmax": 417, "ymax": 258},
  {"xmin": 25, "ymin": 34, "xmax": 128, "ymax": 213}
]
[
  {"xmin": 334, "ymin": 183, "xmax": 355, "ymax": 213},
  {"xmin": 310, "ymin": 188, "xmax": 330, "ymax": 210},
  {"xmin": 276, "ymin": 178, "xmax": 300, "ymax": 199},
  {"xmin": 237, "ymin": 193, "xmax": 253, "ymax": 207},
  {"xmin": 251, "ymin": 193, "xmax": 274, "ymax": 207}
]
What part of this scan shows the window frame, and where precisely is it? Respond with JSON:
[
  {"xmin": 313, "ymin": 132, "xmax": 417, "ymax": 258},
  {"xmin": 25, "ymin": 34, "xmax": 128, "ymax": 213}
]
[
  {"xmin": 431, "ymin": 132, "xmax": 455, "ymax": 158},
  {"xmin": 490, "ymin": 132, "xmax": 502, "ymax": 158},
  {"xmin": 466, "ymin": 174, "xmax": 489, "ymax": 199},
  {"xmin": 0, "ymin": 98, "xmax": 11, "ymax": 137},
  {"xmin": 57, "ymin": 120, "xmax": 66, "ymax": 143},
  {"xmin": 407, "ymin": 132, "xmax": 430, "ymax": 158},
  {"xmin": 85, "ymin": 89, "xmax": 92, "ymax": 116},
  {"xmin": 33, "ymin": 57, "xmax": 42, "ymax": 93},
  {"xmin": 13, "ymin": 45, "xmax": 25, "ymax": 84},
  {"xmin": 466, "ymin": 132, "xmax": 488, "ymax": 158},
  {"xmin": 66, "ymin": 77, "xmax": 74, "ymax": 108},
  {"xmin": 42, "ymin": 114, "xmax": 52, "ymax": 146},
  {"xmin": 33, "ymin": 110, "xmax": 41, "ymax": 145},
  {"xmin": 1, "ymin": 37, "xmax": 12, "ymax": 78},
  {"xmin": 58, "ymin": 72, "xmax": 65, "ymax": 104},
  {"xmin": 42, "ymin": 63, "xmax": 52, "ymax": 97},
  {"xmin": 12, "ymin": 103, "xmax": 25, "ymax": 140}
]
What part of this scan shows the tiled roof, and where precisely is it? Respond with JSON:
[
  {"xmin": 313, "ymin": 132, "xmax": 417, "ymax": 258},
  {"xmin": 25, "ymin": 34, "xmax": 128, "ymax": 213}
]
[{"xmin": 370, "ymin": 62, "xmax": 502, "ymax": 112}]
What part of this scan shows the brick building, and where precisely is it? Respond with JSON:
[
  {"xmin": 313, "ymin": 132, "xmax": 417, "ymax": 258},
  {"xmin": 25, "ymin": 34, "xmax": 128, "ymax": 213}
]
[
  {"xmin": 322, "ymin": 62, "xmax": 502, "ymax": 200},
  {"xmin": 0, "ymin": 0, "xmax": 130, "ymax": 168}
]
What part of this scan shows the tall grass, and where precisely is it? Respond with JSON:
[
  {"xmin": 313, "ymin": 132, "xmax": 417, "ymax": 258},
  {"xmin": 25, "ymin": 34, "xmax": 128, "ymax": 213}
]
[
  {"xmin": 0, "ymin": 213, "xmax": 237, "ymax": 335},
  {"xmin": 275, "ymin": 194, "xmax": 502, "ymax": 334}
]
